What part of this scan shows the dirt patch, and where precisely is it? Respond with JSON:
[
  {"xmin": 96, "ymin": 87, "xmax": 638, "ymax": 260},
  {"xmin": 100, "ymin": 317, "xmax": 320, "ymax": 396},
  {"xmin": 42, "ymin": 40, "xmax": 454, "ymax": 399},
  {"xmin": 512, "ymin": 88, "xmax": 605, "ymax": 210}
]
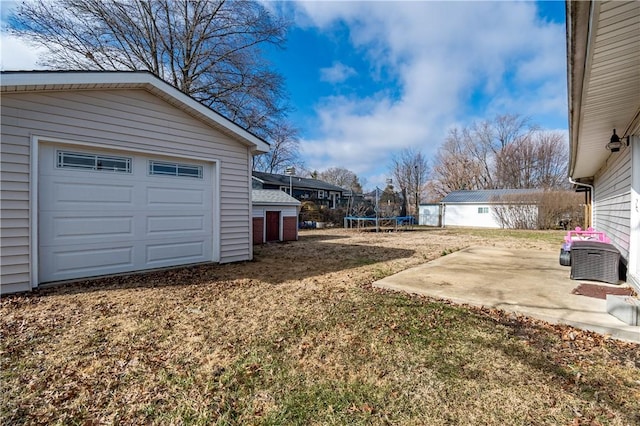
[{"xmin": 572, "ymin": 283, "xmax": 637, "ymax": 300}]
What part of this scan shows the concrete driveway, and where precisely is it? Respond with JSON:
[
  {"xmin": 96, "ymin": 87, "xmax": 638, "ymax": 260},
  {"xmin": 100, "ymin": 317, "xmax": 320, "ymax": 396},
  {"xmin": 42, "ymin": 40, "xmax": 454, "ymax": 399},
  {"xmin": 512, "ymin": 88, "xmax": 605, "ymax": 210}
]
[{"xmin": 373, "ymin": 246, "xmax": 639, "ymax": 343}]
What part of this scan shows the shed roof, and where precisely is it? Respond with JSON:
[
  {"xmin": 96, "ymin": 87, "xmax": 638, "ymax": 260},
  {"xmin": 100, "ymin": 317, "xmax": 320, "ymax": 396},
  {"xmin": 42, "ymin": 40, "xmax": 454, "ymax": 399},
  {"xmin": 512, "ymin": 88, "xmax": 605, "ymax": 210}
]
[
  {"xmin": 0, "ymin": 70, "xmax": 270, "ymax": 154},
  {"xmin": 252, "ymin": 171, "xmax": 345, "ymax": 192},
  {"xmin": 252, "ymin": 190, "xmax": 300, "ymax": 206},
  {"xmin": 441, "ymin": 189, "xmax": 540, "ymax": 204}
]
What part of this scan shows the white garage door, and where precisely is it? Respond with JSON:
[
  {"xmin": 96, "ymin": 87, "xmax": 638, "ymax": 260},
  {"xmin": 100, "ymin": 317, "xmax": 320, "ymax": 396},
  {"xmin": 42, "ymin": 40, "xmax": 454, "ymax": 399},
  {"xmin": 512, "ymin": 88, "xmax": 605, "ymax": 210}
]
[{"xmin": 38, "ymin": 144, "xmax": 214, "ymax": 283}]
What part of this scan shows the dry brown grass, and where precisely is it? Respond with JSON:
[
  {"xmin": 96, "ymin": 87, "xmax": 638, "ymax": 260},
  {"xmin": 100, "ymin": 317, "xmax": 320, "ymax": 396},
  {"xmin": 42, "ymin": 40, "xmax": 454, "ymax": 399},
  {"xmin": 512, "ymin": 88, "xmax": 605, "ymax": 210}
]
[{"xmin": 2, "ymin": 228, "xmax": 639, "ymax": 425}]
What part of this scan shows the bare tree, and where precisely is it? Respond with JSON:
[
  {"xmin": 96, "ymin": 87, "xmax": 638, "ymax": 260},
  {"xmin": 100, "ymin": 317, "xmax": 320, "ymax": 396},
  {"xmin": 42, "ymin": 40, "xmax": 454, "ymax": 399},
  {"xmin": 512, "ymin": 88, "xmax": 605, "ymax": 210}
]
[
  {"xmin": 533, "ymin": 131, "xmax": 569, "ymax": 189},
  {"xmin": 253, "ymin": 122, "xmax": 302, "ymax": 174},
  {"xmin": 495, "ymin": 130, "xmax": 568, "ymax": 189},
  {"xmin": 492, "ymin": 190, "xmax": 583, "ymax": 230},
  {"xmin": 429, "ymin": 128, "xmax": 484, "ymax": 199},
  {"xmin": 390, "ymin": 148, "xmax": 429, "ymax": 218},
  {"xmin": 316, "ymin": 167, "xmax": 363, "ymax": 193},
  {"xmin": 9, "ymin": 0, "xmax": 289, "ymax": 136},
  {"xmin": 492, "ymin": 193, "xmax": 541, "ymax": 229},
  {"xmin": 430, "ymin": 114, "xmax": 567, "ymax": 197}
]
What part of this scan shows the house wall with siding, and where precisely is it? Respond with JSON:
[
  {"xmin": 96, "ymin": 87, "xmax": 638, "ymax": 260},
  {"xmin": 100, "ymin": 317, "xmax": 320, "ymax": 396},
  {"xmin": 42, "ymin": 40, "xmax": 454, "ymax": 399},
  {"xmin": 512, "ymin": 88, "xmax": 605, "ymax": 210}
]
[
  {"xmin": 629, "ymin": 134, "xmax": 640, "ymax": 290},
  {"xmin": 0, "ymin": 88, "xmax": 252, "ymax": 293},
  {"xmin": 443, "ymin": 204, "xmax": 501, "ymax": 228},
  {"xmin": 594, "ymin": 146, "xmax": 631, "ymax": 262}
]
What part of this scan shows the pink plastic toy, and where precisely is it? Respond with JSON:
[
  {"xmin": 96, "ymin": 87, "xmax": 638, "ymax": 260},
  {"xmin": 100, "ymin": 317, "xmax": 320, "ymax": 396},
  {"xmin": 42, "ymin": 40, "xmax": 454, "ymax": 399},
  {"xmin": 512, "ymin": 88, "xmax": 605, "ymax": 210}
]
[{"xmin": 563, "ymin": 226, "xmax": 610, "ymax": 249}]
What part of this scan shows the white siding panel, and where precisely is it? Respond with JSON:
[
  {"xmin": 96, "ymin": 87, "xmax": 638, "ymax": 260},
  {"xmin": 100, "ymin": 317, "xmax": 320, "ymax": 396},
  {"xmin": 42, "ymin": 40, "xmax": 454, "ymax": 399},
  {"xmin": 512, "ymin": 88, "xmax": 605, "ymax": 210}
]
[
  {"xmin": 0, "ymin": 279, "xmax": 32, "ymax": 294},
  {"xmin": 1, "ymin": 88, "xmax": 253, "ymax": 293},
  {"xmin": 1, "ymin": 134, "xmax": 29, "ymax": 293},
  {"xmin": 1, "ymin": 142, "xmax": 30, "ymax": 156},
  {"xmin": 444, "ymin": 204, "xmax": 502, "ymax": 228},
  {"xmin": 1, "ymin": 171, "xmax": 29, "ymax": 183},
  {"xmin": 594, "ymin": 147, "xmax": 632, "ymax": 260},
  {"xmin": 1, "ymin": 246, "xmax": 30, "ymax": 256}
]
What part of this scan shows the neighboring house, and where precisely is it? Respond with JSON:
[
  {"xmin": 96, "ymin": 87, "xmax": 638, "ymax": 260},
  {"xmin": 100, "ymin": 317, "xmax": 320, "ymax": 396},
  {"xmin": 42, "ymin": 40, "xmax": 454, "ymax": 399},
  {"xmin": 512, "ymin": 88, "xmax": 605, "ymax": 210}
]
[
  {"xmin": 252, "ymin": 171, "xmax": 346, "ymax": 209},
  {"xmin": 440, "ymin": 189, "xmax": 540, "ymax": 228},
  {"xmin": 566, "ymin": 1, "xmax": 640, "ymax": 291},
  {"xmin": 252, "ymin": 190, "xmax": 300, "ymax": 244},
  {"xmin": 1, "ymin": 71, "xmax": 269, "ymax": 295}
]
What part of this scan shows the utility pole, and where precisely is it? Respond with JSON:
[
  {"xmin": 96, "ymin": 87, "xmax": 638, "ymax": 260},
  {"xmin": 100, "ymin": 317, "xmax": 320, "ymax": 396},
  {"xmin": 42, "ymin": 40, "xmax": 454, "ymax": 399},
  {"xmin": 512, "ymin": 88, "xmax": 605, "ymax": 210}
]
[
  {"xmin": 414, "ymin": 165, "xmax": 419, "ymax": 224},
  {"xmin": 375, "ymin": 187, "xmax": 380, "ymax": 232}
]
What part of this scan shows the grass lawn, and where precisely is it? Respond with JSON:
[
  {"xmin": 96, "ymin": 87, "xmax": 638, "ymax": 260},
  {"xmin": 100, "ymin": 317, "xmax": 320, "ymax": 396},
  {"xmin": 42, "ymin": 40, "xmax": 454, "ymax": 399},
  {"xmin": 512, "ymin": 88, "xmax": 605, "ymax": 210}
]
[{"xmin": 2, "ymin": 228, "xmax": 639, "ymax": 425}]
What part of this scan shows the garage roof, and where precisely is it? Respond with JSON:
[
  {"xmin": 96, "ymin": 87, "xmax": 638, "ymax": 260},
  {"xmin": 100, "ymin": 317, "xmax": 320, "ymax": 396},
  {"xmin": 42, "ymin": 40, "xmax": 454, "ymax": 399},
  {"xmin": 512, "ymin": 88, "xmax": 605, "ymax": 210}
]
[
  {"xmin": 441, "ymin": 189, "xmax": 541, "ymax": 204},
  {"xmin": 0, "ymin": 70, "xmax": 270, "ymax": 154}
]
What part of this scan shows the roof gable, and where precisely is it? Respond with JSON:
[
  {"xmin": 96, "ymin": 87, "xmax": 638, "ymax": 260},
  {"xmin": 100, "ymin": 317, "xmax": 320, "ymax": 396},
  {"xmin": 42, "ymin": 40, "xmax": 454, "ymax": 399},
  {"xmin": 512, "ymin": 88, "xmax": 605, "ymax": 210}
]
[{"xmin": 0, "ymin": 70, "xmax": 270, "ymax": 154}]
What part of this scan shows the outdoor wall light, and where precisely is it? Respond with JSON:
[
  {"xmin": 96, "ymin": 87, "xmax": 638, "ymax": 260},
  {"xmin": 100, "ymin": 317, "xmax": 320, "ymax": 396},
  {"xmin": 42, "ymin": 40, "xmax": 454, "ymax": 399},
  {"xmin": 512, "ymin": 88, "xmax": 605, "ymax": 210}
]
[{"xmin": 606, "ymin": 129, "xmax": 626, "ymax": 152}]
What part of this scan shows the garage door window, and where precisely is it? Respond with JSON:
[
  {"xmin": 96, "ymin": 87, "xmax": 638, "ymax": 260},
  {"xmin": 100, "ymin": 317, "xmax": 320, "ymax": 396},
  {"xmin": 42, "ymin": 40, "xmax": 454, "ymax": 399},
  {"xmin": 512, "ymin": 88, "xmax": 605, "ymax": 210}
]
[
  {"xmin": 57, "ymin": 150, "xmax": 131, "ymax": 173},
  {"xmin": 149, "ymin": 161, "xmax": 203, "ymax": 179}
]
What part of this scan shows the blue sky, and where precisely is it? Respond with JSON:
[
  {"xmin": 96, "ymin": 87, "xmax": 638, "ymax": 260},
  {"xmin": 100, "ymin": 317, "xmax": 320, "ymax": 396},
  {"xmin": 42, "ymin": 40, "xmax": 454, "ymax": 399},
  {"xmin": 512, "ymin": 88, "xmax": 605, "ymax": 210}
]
[{"xmin": 0, "ymin": 1, "xmax": 568, "ymax": 190}]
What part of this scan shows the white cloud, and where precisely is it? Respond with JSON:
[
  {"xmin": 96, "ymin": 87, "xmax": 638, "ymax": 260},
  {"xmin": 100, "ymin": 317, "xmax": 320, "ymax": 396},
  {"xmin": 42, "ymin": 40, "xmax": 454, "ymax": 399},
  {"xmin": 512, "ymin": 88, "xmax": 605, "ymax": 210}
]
[
  {"xmin": 0, "ymin": 34, "xmax": 44, "ymax": 70},
  {"xmin": 1, "ymin": 1, "xmax": 46, "ymax": 71},
  {"xmin": 319, "ymin": 61, "xmax": 357, "ymax": 83},
  {"xmin": 291, "ymin": 1, "xmax": 567, "ymax": 188}
]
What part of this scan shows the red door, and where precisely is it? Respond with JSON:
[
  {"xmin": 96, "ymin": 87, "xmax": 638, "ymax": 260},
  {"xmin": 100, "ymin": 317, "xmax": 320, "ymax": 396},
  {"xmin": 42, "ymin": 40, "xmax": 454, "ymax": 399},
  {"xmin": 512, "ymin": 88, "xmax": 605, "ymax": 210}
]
[{"xmin": 266, "ymin": 211, "xmax": 280, "ymax": 242}]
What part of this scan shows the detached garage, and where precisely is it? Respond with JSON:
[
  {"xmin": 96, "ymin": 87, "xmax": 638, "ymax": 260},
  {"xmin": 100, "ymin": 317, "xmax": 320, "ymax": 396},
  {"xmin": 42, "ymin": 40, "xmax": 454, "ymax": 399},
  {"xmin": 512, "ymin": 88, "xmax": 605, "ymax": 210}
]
[
  {"xmin": 441, "ymin": 189, "xmax": 539, "ymax": 228},
  {"xmin": 1, "ymin": 71, "xmax": 269, "ymax": 294}
]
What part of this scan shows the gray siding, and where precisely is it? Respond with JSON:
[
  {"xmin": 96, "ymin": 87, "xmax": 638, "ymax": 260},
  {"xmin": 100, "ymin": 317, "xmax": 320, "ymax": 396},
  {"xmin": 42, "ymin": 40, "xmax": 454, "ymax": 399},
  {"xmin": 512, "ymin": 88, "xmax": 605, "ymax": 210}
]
[
  {"xmin": 594, "ymin": 147, "xmax": 631, "ymax": 261},
  {"xmin": 0, "ymin": 89, "xmax": 252, "ymax": 291},
  {"xmin": 1, "ymin": 126, "xmax": 31, "ymax": 293}
]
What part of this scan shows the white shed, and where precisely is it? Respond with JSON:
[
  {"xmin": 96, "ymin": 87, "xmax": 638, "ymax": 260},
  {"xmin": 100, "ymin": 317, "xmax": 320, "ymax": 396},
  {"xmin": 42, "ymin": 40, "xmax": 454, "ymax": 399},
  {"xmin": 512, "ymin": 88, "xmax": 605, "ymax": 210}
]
[
  {"xmin": 441, "ymin": 189, "xmax": 539, "ymax": 228},
  {"xmin": 0, "ymin": 71, "xmax": 269, "ymax": 294},
  {"xmin": 418, "ymin": 204, "xmax": 442, "ymax": 226}
]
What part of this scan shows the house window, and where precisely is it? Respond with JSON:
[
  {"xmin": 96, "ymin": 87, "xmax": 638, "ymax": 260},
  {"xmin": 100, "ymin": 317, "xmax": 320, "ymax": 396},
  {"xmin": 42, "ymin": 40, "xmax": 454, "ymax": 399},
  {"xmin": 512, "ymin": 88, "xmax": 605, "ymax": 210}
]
[
  {"xmin": 57, "ymin": 150, "xmax": 131, "ymax": 173},
  {"xmin": 478, "ymin": 207, "xmax": 489, "ymax": 214},
  {"xmin": 318, "ymin": 190, "xmax": 325, "ymax": 199},
  {"xmin": 149, "ymin": 161, "xmax": 202, "ymax": 178}
]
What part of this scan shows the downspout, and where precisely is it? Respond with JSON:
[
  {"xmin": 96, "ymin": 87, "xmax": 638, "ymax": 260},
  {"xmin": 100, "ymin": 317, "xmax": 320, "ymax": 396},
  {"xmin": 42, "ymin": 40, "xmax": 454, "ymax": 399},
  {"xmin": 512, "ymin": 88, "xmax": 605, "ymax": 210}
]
[{"xmin": 569, "ymin": 177, "xmax": 594, "ymax": 228}]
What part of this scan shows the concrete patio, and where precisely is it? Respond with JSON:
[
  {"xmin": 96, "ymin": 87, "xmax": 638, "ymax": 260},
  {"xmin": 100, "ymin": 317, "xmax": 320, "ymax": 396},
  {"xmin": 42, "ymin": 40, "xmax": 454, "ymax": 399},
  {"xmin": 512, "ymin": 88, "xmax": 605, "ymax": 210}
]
[{"xmin": 373, "ymin": 246, "xmax": 640, "ymax": 343}]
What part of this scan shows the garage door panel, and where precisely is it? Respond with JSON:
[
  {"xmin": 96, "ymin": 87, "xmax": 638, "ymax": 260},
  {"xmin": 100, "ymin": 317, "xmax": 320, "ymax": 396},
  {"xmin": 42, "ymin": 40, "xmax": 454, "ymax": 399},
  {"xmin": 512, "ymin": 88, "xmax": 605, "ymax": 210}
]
[
  {"xmin": 146, "ymin": 187, "xmax": 205, "ymax": 206},
  {"xmin": 146, "ymin": 215, "xmax": 206, "ymax": 235},
  {"xmin": 145, "ymin": 240, "xmax": 207, "ymax": 265},
  {"xmin": 55, "ymin": 216, "xmax": 134, "ymax": 239},
  {"xmin": 40, "ymin": 179, "xmax": 135, "ymax": 209},
  {"xmin": 42, "ymin": 244, "xmax": 135, "ymax": 282},
  {"xmin": 39, "ymin": 144, "xmax": 214, "ymax": 283},
  {"xmin": 39, "ymin": 213, "xmax": 135, "ymax": 246}
]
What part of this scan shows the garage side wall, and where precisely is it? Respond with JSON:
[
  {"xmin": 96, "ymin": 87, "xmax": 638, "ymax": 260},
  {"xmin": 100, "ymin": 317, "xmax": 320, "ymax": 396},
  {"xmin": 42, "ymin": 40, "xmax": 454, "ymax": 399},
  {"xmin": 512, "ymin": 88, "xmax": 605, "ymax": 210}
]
[
  {"xmin": 443, "ymin": 204, "xmax": 501, "ymax": 228},
  {"xmin": 0, "ymin": 89, "xmax": 252, "ymax": 292},
  {"xmin": 594, "ymin": 146, "xmax": 632, "ymax": 261}
]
